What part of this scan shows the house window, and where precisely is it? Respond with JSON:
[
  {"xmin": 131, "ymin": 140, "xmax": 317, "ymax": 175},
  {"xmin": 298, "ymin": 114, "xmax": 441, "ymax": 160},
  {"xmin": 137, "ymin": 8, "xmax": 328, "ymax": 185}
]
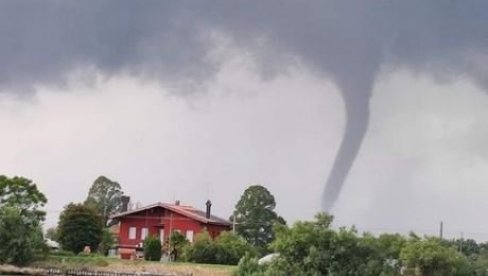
[
  {"xmin": 186, "ymin": 230, "xmax": 194, "ymax": 242},
  {"xmin": 141, "ymin": 227, "xmax": 149, "ymax": 240},
  {"xmin": 128, "ymin": 227, "xmax": 137, "ymax": 240}
]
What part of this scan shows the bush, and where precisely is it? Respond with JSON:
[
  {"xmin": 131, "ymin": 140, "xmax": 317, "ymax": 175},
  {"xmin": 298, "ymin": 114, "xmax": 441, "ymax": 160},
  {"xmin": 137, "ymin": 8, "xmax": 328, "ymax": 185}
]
[
  {"xmin": 214, "ymin": 232, "xmax": 256, "ymax": 265},
  {"xmin": 234, "ymin": 254, "xmax": 264, "ymax": 276},
  {"xmin": 184, "ymin": 230, "xmax": 255, "ymax": 265},
  {"xmin": 143, "ymin": 235, "xmax": 162, "ymax": 261},
  {"xmin": 0, "ymin": 207, "xmax": 45, "ymax": 266},
  {"xmin": 184, "ymin": 230, "xmax": 217, "ymax": 264}
]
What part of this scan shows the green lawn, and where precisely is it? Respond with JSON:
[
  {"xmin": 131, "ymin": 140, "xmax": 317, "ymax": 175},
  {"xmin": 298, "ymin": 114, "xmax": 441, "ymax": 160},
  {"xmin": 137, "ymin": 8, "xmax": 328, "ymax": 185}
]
[{"xmin": 32, "ymin": 255, "xmax": 236, "ymax": 276}]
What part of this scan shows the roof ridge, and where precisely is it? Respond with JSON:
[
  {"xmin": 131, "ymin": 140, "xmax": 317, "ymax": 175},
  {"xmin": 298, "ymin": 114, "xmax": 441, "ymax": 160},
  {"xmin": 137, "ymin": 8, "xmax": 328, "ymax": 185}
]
[{"xmin": 111, "ymin": 202, "xmax": 231, "ymax": 226}]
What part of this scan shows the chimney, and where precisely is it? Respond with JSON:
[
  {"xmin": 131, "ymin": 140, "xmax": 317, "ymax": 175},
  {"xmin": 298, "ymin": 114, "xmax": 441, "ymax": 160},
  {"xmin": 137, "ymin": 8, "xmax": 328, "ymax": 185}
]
[
  {"xmin": 121, "ymin": 196, "xmax": 130, "ymax": 212},
  {"xmin": 205, "ymin": 200, "xmax": 212, "ymax": 219},
  {"xmin": 175, "ymin": 200, "xmax": 180, "ymax": 206}
]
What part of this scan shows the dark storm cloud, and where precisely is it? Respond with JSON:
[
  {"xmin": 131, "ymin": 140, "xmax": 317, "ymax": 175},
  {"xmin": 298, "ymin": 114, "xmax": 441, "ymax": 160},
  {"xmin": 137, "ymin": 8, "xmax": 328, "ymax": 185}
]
[{"xmin": 1, "ymin": 0, "xmax": 487, "ymax": 210}]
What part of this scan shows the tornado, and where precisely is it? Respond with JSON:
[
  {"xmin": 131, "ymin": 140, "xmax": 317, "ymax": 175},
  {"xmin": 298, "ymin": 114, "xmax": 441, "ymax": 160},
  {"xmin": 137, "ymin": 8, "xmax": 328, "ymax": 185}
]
[{"xmin": 322, "ymin": 80, "xmax": 373, "ymax": 212}]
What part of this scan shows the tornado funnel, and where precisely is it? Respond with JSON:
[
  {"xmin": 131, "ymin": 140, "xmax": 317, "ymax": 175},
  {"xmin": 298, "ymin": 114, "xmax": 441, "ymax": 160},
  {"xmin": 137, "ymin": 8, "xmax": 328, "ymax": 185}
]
[{"xmin": 322, "ymin": 81, "xmax": 372, "ymax": 211}]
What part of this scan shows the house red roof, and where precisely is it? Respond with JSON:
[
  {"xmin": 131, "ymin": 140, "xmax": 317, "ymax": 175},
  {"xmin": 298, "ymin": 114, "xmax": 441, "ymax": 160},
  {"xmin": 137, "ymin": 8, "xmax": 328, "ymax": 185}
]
[{"xmin": 112, "ymin": 202, "xmax": 232, "ymax": 226}]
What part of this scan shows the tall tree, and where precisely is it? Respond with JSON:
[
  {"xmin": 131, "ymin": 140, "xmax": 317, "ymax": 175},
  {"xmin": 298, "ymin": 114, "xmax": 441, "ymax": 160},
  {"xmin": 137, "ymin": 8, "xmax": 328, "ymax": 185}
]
[
  {"xmin": 84, "ymin": 176, "xmax": 123, "ymax": 226},
  {"xmin": 58, "ymin": 203, "xmax": 103, "ymax": 254},
  {"xmin": 231, "ymin": 185, "xmax": 285, "ymax": 255},
  {"xmin": 0, "ymin": 175, "xmax": 47, "ymax": 221},
  {"xmin": 0, "ymin": 175, "xmax": 47, "ymax": 265}
]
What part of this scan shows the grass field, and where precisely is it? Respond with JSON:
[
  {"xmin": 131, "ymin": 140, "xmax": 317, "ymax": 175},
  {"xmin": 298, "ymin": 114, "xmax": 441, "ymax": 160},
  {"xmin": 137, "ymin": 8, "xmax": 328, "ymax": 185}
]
[{"xmin": 29, "ymin": 255, "xmax": 236, "ymax": 276}]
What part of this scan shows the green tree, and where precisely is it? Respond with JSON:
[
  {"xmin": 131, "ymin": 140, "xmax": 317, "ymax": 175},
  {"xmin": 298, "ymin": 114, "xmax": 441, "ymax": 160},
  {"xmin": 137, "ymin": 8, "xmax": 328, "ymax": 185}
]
[
  {"xmin": 0, "ymin": 176, "xmax": 47, "ymax": 266},
  {"xmin": 84, "ymin": 176, "xmax": 124, "ymax": 226},
  {"xmin": 169, "ymin": 231, "xmax": 189, "ymax": 261},
  {"xmin": 45, "ymin": 227, "xmax": 59, "ymax": 242},
  {"xmin": 143, "ymin": 235, "xmax": 162, "ymax": 261},
  {"xmin": 98, "ymin": 228, "xmax": 115, "ymax": 255},
  {"xmin": 236, "ymin": 212, "xmax": 400, "ymax": 276},
  {"xmin": 443, "ymin": 238, "xmax": 481, "ymax": 258},
  {"xmin": 0, "ymin": 207, "xmax": 44, "ymax": 266},
  {"xmin": 400, "ymin": 238, "xmax": 470, "ymax": 276},
  {"xmin": 0, "ymin": 175, "xmax": 47, "ymax": 221},
  {"xmin": 231, "ymin": 185, "xmax": 285, "ymax": 255},
  {"xmin": 58, "ymin": 203, "xmax": 103, "ymax": 254}
]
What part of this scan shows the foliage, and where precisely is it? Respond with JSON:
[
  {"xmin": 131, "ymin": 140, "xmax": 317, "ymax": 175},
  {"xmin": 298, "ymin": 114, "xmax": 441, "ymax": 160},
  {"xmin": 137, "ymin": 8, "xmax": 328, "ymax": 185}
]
[
  {"xmin": 143, "ymin": 235, "xmax": 162, "ymax": 261},
  {"xmin": 184, "ymin": 230, "xmax": 255, "ymax": 265},
  {"xmin": 45, "ymin": 226, "xmax": 59, "ymax": 242},
  {"xmin": 170, "ymin": 231, "xmax": 189, "ymax": 261},
  {"xmin": 58, "ymin": 203, "xmax": 103, "ymax": 254},
  {"xmin": 234, "ymin": 212, "xmax": 488, "ymax": 275},
  {"xmin": 98, "ymin": 228, "xmax": 115, "ymax": 255},
  {"xmin": 0, "ymin": 207, "xmax": 45, "ymax": 266},
  {"xmin": 0, "ymin": 176, "xmax": 47, "ymax": 266},
  {"xmin": 231, "ymin": 185, "xmax": 286, "ymax": 256},
  {"xmin": 234, "ymin": 254, "xmax": 264, "ymax": 276},
  {"xmin": 233, "ymin": 213, "xmax": 421, "ymax": 275},
  {"xmin": 214, "ymin": 231, "xmax": 257, "ymax": 265},
  {"xmin": 84, "ymin": 176, "xmax": 124, "ymax": 226},
  {"xmin": 443, "ymin": 238, "xmax": 482, "ymax": 258},
  {"xmin": 184, "ymin": 230, "xmax": 217, "ymax": 264},
  {"xmin": 0, "ymin": 175, "xmax": 47, "ymax": 221},
  {"xmin": 400, "ymin": 238, "xmax": 471, "ymax": 276}
]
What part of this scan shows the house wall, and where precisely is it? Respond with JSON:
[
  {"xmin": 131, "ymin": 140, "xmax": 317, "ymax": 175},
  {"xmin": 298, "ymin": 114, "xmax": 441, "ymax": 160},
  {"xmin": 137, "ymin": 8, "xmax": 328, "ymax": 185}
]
[
  {"xmin": 118, "ymin": 208, "xmax": 164, "ymax": 249},
  {"xmin": 161, "ymin": 211, "xmax": 203, "ymax": 241}
]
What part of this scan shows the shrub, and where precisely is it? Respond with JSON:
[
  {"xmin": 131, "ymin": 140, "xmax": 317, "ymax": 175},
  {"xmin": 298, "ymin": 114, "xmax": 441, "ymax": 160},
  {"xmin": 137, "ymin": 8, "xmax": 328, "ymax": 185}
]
[
  {"xmin": 143, "ymin": 235, "xmax": 162, "ymax": 261},
  {"xmin": 185, "ymin": 230, "xmax": 255, "ymax": 265},
  {"xmin": 234, "ymin": 254, "xmax": 264, "ymax": 276},
  {"xmin": 214, "ymin": 232, "xmax": 256, "ymax": 265},
  {"xmin": 0, "ymin": 207, "xmax": 45, "ymax": 266},
  {"xmin": 184, "ymin": 230, "xmax": 218, "ymax": 264}
]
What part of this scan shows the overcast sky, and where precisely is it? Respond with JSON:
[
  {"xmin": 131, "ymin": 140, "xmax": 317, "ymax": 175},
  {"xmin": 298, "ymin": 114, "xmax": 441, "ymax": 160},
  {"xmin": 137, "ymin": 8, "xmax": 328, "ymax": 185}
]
[{"xmin": 1, "ymin": 1, "xmax": 488, "ymax": 240}]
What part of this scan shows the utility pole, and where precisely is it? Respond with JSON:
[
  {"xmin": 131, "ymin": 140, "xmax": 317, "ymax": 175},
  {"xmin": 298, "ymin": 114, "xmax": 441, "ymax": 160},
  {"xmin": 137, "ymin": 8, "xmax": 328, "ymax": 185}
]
[{"xmin": 439, "ymin": 221, "xmax": 444, "ymax": 240}]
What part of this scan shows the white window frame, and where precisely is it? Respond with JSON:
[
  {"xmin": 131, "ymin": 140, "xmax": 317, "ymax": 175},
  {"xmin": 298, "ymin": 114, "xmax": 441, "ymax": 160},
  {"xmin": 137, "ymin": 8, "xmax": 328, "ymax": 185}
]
[
  {"xmin": 186, "ymin": 230, "xmax": 194, "ymax": 243},
  {"xmin": 141, "ymin": 227, "xmax": 149, "ymax": 240},
  {"xmin": 128, "ymin": 227, "xmax": 137, "ymax": 240}
]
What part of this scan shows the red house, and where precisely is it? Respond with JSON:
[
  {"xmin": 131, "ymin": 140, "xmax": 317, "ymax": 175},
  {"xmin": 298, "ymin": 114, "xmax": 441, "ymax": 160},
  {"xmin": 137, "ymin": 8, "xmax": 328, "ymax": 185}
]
[{"xmin": 111, "ymin": 200, "xmax": 231, "ymax": 259}]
